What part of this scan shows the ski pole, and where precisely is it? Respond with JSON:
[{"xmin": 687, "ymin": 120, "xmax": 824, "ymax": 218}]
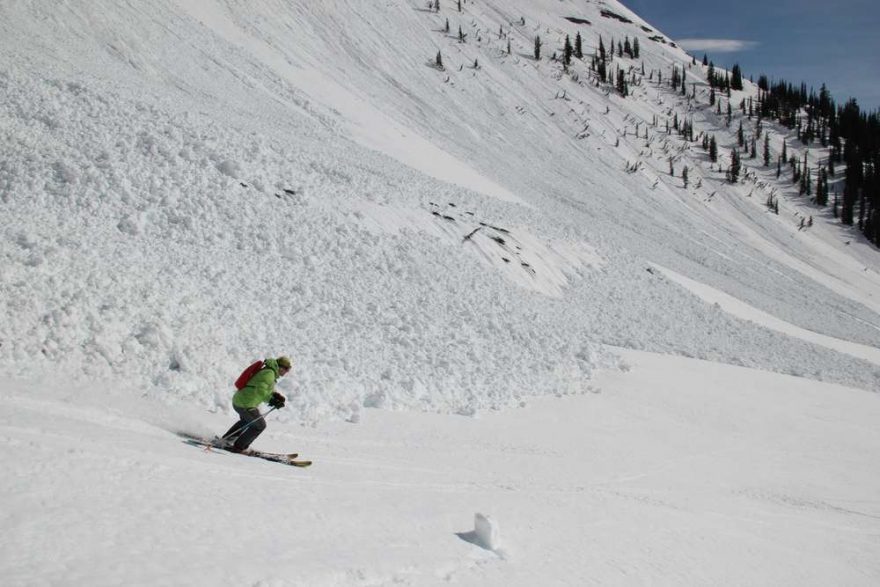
[{"xmin": 222, "ymin": 406, "xmax": 279, "ymax": 441}]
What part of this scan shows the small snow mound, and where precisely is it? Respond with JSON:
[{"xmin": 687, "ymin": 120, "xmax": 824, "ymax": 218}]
[
  {"xmin": 53, "ymin": 160, "xmax": 79, "ymax": 184},
  {"xmin": 474, "ymin": 513, "xmax": 500, "ymax": 551},
  {"xmin": 216, "ymin": 158, "xmax": 241, "ymax": 178},
  {"xmin": 117, "ymin": 213, "xmax": 145, "ymax": 236}
]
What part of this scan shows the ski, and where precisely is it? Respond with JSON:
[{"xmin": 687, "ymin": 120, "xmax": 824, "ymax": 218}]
[
  {"xmin": 177, "ymin": 432, "xmax": 310, "ymax": 467},
  {"xmin": 247, "ymin": 451, "xmax": 312, "ymax": 467}
]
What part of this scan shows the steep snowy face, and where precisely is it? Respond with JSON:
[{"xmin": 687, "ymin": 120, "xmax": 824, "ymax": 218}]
[{"xmin": 1, "ymin": 0, "xmax": 879, "ymax": 419}]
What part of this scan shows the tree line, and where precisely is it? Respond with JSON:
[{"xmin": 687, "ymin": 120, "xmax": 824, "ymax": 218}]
[{"xmin": 750, "ymin": 71, "xmax": 879, "ymax": 245}]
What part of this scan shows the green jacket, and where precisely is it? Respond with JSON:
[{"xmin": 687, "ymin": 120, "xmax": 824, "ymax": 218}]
[{"xmin": 232, "ymin": 358, "xmax": 280, "ymax": 408}]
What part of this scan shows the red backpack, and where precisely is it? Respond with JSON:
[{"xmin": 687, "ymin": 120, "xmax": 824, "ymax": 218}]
[{"xmin": 234, "ymin": 360, "xmax": 265, "ymax": 390}]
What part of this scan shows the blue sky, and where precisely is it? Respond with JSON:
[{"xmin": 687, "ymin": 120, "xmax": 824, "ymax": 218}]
[{"xmin": 620, "ymin": 0, "xmax": 880, "ymax": 111}]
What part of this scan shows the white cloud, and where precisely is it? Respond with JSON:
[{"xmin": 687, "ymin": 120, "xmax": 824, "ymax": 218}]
[{"xmin": 676, "ymin": 38, "xmax": 759, "ymax": 53}]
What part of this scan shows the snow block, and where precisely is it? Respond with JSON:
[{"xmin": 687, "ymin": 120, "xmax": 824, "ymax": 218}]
[{"xmin": 473, "ymin": 513, "xmax": 500, "ymax": 551}]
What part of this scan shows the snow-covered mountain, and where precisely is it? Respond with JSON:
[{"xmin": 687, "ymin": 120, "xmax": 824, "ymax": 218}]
[
  {"xmin": 2, "ymin": 1, "xmax": 879, "ymax": 584},
  {"xmin": 3, "ymin": 0, "xmax": 880, "ymax": 415}
]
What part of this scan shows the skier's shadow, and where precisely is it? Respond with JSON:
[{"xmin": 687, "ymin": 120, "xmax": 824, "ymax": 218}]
[{"xmin": 174, "ymin": 431, "xmax": 217, "ymax": 450}]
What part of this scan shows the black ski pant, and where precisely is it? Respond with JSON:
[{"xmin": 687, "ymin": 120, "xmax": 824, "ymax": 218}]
[{"xmin": 222, "ymin": 406, "xmax": 266, "ymax": 451}]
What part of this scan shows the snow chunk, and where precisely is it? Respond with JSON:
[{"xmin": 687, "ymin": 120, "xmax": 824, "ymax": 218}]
[
  {"xmin": 458, "ymin": 512, "xmax": 505, "ymax": 556},
  {"xmin": 53, "ymin": 160, "xmax": 79, "ymax": 184},
  {"xmin": 474, "ymin": 513, "xmax": 500, "ymax": 551},
  {"xmin": 216, "ymin": 158, "xmax": 241, "ymax": 178},
  {"xmin": 117, "ymin": 212, "xmax": 145, "ymax": 236}
]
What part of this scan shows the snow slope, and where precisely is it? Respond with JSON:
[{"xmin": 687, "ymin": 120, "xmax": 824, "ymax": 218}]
[
  {"xmin": 2, "ymin": 0, "xmax": 880, "ymax": 583},
  {"xmin": 2, "ymin": 350, "xmax": 879, "ymax": 585},
  {"xmin": 3, "ymin": 0, "xmax": 880, "ymax": 417}
]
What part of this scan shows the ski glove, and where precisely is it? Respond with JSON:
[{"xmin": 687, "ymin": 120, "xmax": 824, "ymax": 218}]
[{"xmin": 269, "ymin": 392, "xmax": 286, "ymax": 409}]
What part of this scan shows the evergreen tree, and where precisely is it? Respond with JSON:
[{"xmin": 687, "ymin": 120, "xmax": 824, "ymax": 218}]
[
  {"xmin": 564, "ymin": 35, "xmax": 573, "ymax": 66},
  {"xmin": 575, "ymin": 32, "xmax": 583, "ymax": 59},
  {"xmin": 709, "ymin": 135, "xmax": 718, "ymax": 162},
  {"xmin": 598, "ymin": 36, "xmax": 606, "ymax": 62},
  {"xmin": 633, "ymin": 37, "xmax": 640, "ymax": 58},
  {"xmin": 731, "ymin": 63, "xmax": 744, "ymax": 91},
  {"xmin": 436, "ymin": 50, "xmax": 443, "ymax": 69},
  {"xmin": 763, "ymin": 133, "xmax": 771, "ymax": 166},
  {"xmin": 682, "ymin": 166, "xmax": 689, "ymax": 188},
  {"xmin": 728, "ymin": 148, "xmax": 741, "ymax": 183},
  {"xmin": 737, "ymin": 121, "xmax": 744, "ymax": 146},
  {"xmin": 817, "ymin": 168, "xmax": 828, "ymax": 206},
  {"xmin": 802, "ymin": 151, "xmax": 809, "ymax": 195},
  {"xmin": 534, "ymin": 35, "xmax": 542, "ymax": 60},
  {"xmin": 616, "ymin": 66, "xmax": 628, "ymax": 96},
  {"xmin": 842, "ymin": 134, "xmax": 859, "ymax": 225}
]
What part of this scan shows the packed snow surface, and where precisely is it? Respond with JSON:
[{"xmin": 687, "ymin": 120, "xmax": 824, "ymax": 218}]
[
  {"xmin": 1, "ymin": 0, "xmax": 880, "ymax": 584},
  {"xmin": 2, "ymin": 350, "xmax": 879, "ymax": 585}
]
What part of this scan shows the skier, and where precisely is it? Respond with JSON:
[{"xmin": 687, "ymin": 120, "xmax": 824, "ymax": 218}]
[{"xmin": 221, "ymin": 356, "xmax": 291, "ymax": 453}]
